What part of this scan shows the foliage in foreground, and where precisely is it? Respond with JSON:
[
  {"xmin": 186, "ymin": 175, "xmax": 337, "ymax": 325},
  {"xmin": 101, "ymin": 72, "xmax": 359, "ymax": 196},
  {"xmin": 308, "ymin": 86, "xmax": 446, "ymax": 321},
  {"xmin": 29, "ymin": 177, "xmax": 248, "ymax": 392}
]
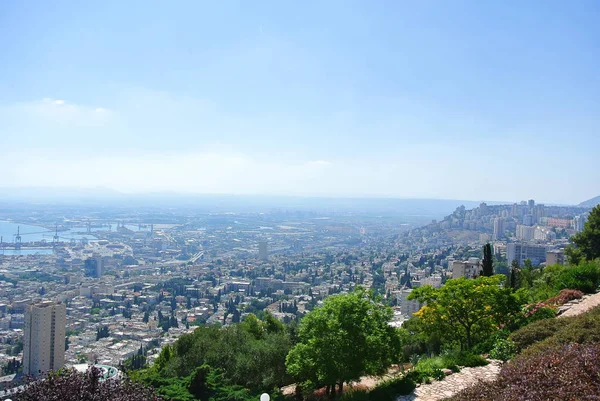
[
  {"xmin": 11, "ymin": 367, "xmax": 162, "ymax": 401},
  {"xmin": 286, "ymin": 287, "xmax": 401, "ymax": 396},
  {"xmin": 445, "ymin": 343, "xmax": 600, "ymax": 401},
  {"xmin": 322, "ymin": 377, "xmax": 415, "ymax": 401},
  {"xmin": 571, "ymin": 204, "xmax": 600, "ymax": 262},
  {"xmin": 408, "ymin": 275, "xmax": 520, "ymax": 350},
  {"xmin": 408, "ymin": 351, "xmax": 487, "ymax": 383},
  {"xmin": 133, "ymin": 312, "xmax": 294, "ymax": 400},
  {"xmin": 509, "ymin": 305, "xmax": 600, "ymax": 356}
]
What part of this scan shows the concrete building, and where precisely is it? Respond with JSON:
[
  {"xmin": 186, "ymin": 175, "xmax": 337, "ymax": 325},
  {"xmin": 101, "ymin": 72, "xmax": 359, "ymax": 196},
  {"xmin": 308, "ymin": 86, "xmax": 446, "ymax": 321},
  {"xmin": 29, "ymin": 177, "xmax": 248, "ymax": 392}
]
[
  {"xmin": 546, "ymin": 250, "xmax": 565, "ymax": 266},
  {"xmin": 516, "ymin": 224, "xmax": 535, "ymax": 241},
  {"xmin": 534, "ymin": 226, "xmax": 556, "ymax": 241},
  {"xmin": 23, "ymin": 301, "xmax": 66, "ymax": 377},
  {"xmin": 258, "ymin": 241, "xmax": 268, "ymax": 261},
  {"xmin": 451, "ymin": 258, "xmax": 480, "ymax": 279},
  {"xmin": 546, "ymin": 218, "xmax": 571, "ymax": 229},
  {"xmin": 573, "ymin": 213, "xmax": 589, "ymax": 233},
  {"xmin": 397, "ymin": 288, "xmax": 423, "ymax": 318},
  {"xmin": 507, "ymin": 242, "xmax": 547, "ymax": 266},
  {"xmin": 493, "ymin": 218, "xmax": 504, "ymax": 240}
]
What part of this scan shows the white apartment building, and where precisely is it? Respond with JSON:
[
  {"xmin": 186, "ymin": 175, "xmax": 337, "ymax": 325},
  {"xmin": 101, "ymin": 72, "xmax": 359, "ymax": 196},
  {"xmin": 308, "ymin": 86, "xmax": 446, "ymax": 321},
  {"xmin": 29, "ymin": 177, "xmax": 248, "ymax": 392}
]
[
  {"xmin": 258, "ymin": 241, "xmax": 268, "ymax": 261},
  {"xmin": 23, "ymin": 301, "xmax": 66, "ymax": 377},
  {"xmin": 516, "ymin": 225, "xmax": 535, "ymax": 241},
  {"xmin": 397, "ymin": 288, "xmax": 424, "ymax": 318},
  {"xmin": 451, "ymin": 258, "xmax": 480, "ymax": 279},
  {"xmin": 507, "ymin": 242, "xmax": 547, "ymax": 266}
]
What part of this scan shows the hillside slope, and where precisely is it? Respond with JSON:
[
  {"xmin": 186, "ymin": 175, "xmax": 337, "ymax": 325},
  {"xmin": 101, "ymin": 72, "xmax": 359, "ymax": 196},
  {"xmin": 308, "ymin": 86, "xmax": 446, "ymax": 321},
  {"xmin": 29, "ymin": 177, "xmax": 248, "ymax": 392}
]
[{"xmin": 579, "ymin": 195, "xmax": 600, "ymax": 208}]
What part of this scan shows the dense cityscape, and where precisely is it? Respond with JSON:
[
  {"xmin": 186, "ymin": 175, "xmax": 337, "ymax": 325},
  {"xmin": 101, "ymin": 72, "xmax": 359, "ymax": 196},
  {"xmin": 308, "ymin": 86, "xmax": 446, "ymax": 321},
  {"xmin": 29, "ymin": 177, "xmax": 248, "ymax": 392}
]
[
  {"xmin": 2, "ymin": 1, "xmax": 599, "ymax": 399},
  {"xmin": 0, "ymin": 195, "xmax": 595, "ymax": 395}
]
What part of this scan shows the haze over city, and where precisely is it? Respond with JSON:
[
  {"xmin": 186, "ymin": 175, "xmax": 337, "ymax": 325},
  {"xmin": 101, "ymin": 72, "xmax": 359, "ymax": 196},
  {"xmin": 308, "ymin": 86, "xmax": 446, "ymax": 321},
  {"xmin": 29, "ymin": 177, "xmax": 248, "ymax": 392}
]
[{"xmin": 1, "ymin": 1, "xmax": 599, "ymax": 204}]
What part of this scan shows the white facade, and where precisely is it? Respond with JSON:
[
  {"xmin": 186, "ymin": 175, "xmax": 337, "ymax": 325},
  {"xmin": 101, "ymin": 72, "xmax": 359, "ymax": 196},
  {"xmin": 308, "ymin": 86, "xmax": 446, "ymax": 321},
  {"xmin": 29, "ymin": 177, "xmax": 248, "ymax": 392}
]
[
  {"xmin": 397, "ymin": 288, "xmax": 423, "ymax": 318},
  {"xmin": 451, "ymin": 259, "xmax": 480, "ymax": 279},
  {"xmin": 516, "ymin": 224, "xmax": 535, "ymax": 241},
  {"xmin": 507, "ymin": 243, "xmax": 547, "ymax": 266},
  {"xmin": 23, "ymin": 301, "xmax": 66, "ymax": 377},
  {"xmin": 493, "ymin": 218, "xmax": 504, "ymax": 240}
]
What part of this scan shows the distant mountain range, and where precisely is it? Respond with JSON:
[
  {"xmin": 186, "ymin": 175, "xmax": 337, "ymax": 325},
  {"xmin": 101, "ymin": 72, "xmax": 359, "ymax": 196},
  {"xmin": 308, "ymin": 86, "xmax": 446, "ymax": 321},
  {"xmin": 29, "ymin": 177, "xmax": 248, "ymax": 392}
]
[{"xmin": 579, "ymin": 195, "xmax": 600, "ymax": 208}]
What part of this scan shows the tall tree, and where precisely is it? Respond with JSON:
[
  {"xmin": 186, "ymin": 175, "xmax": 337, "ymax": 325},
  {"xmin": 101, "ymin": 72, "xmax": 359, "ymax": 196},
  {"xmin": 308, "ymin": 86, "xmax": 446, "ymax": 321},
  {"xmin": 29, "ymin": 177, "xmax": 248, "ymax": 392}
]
[
  {"xmin": 286, "ymin": 287, "xmax": 400, "ymax": 396},
  {"xmin": 572, "ymin": 205, "xmax": 600, "ymax": 261},
  {"xmin": 481, "ymin": 243, "xmax": 494, "ymax": 276},
  {"xmin": 510, "ymin": 259, "xmax": 520, "ymax": 289}
]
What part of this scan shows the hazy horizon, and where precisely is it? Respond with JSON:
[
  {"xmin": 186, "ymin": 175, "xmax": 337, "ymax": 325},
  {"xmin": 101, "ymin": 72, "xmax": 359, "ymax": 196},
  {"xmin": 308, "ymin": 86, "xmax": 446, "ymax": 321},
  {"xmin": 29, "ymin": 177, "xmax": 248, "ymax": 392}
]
[{"xmin": 1, "ymin": 1, "xmax": 599, "ymax": 204}]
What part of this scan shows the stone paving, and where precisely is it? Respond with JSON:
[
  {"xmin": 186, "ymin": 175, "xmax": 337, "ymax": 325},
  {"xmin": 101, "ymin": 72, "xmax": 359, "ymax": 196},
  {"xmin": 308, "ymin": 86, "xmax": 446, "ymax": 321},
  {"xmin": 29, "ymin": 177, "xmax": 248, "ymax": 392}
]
[
  {"xmin": 395, "ymin": 360, "xmax": 502, "ymax": 401},
  {"xmin": 395, "ymin": 291, "xmax": 600, "ymax": 401},
  {"xmin": 558, "ymin": 292, "xmax": 600, "ymax": 318}
]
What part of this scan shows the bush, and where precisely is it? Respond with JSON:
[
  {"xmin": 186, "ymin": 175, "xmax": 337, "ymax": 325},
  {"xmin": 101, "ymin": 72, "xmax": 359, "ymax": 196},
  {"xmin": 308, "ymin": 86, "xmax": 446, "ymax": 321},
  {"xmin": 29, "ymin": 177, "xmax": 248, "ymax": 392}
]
[
  {"xmin": 13, "ymin": 367, "xmax": 163, "ymax": 401},
  {"xmin": 444, "ymin": 343, "xmax": 600, "ymax": 401},
  {"xmin": 556, "ymin": 262, "xmax": 600, "ymax": 294},
  {"xmin": 522, "ymin": 307, "xmax": 600, "ymax": 358},
  {"xmin": 508, "ymin": 318, "xmax": 569, "ymax": 352},
  {"xmin": 441, "ymin": 351, "xmax": 488, "ymax": 368},
  {"xmin": 545, "ymin": 289, "xmax": 584, "ymax": 306},
  {"xmin": 509, "ymin": 305, "xmax": 600, "ymax": 357},
  {"xmin": 338, "ymin": 389, "xmax": 370, "ymax": 401},
  {"xmin": 408, "ymin": 352, "xmax": 487, "ymax": 384},
  {"xmin": 367, "ymin": 377, "xmax": 416, "ymax": 400},
  {"xmin": 488, "ymin": 339, "xmax": 516, "ymax": 362}
]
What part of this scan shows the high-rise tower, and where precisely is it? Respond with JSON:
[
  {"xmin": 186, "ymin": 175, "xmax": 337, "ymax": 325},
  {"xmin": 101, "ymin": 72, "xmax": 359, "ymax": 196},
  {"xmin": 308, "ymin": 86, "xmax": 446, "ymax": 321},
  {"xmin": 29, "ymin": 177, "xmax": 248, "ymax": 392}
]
[{"xmin": 23, "ymin": 301, "xmax": 66, "ymax": 377}]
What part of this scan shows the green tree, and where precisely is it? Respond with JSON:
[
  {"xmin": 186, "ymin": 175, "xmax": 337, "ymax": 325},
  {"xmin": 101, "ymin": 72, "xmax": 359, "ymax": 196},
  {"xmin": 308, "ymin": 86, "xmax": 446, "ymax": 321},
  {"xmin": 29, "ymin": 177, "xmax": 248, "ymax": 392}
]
[
  {"xmin": 481, "ymin": 243, "xmax": 494, "ymax": 277},
  {"xmin": 510, "ymin": 259, "xmax": 520, "ymax": 290},
  {"xmin": 409, "ymin": 276, "xmax": 520, "ymax": 349},
  {"xmin": 286, "ymin": 287, "xmax": 400, "ymax": 396},
  {"xmin": 572, "ymin": 205, "xmax": 600, "ymax": 261}
]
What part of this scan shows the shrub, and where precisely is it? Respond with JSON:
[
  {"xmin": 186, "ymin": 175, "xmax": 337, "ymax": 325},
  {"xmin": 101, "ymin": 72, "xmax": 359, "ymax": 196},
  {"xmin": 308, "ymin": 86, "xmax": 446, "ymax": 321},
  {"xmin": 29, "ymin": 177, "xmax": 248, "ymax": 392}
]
[
  {"xmin": 13, "ymin": 367, "xmax": 163, "ymax": 401},
  {"xmin": 522, "ymin": 307, "xmax": 600, "ymax": 358},
  {"xmin": 338, "ymin": 389, "xmax": 370, "ymax": 401},
  {"xmin": 444, "ymin": 343, "xmax": 600, "ymax": 401},
  {"xmin": 545, "ymin": 288, "xmax": 584, "ymax": 306},
  {"xmin": 441, "ymin": 351, "xmax": 488, "ymax": 368},
  {"xmin": 509, "ymin": 305, "xmax": 600, "ymax": 357},
  {"xmin": 488, "ymin": 339, "xmax": 516, "ymax": 362},
  {"xmin": 556, "ymin": 262, "xmax": 600, "ymax": 294},
  {"xmin": 510, "ymin": 302, "xmax": 556, "ymax": 330},
  {"xmin": 367, "ymin": 376, "xmax": 415, "ymax": 400},
  {"xmin": 508, "ymin": 317, "xmax": 569, "ymax": 352}
]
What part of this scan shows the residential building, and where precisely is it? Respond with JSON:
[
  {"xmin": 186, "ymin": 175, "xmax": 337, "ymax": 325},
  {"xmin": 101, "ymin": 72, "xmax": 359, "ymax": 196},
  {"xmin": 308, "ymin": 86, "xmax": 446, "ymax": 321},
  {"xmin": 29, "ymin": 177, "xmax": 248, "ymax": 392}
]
[
  {"xmin": 451, "ymin": 258, "xmax": 480, "ymax": 279},
  {"xmin": 507, "ymin": 242, "xmax": 547, "ymax": 266},
  {"xmin": 23, "ymin": 301, "xmax": 66, "ymax": 377},
  {"xmin": 516, "ymin": 225, "xmax": 535, "ymax": 241},
  {"xmin": 493, "ymin": 218, "xmax": 504, "ymax": 240},
  {"xmin": 546, "ymin": 250, "xmax": 565, "ymax": 266},
  {"xmin": 258, "ymin": 241, "xmax": 268, "ymax": 261},
  {"xmin": 397, "ymin": 288, "xmax": 423, "ymax": 318},
  {"xmin": 573, "ymin": 213, "xmax": 589, "ymax": 232}
]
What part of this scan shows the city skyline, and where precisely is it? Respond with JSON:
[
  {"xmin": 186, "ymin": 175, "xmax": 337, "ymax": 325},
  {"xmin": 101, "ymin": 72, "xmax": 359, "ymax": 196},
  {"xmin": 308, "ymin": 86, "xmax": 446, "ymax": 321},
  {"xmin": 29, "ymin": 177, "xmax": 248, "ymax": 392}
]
[{"xmin": 1, "ymin": 1, "xmax": 599, "ymax": 204}]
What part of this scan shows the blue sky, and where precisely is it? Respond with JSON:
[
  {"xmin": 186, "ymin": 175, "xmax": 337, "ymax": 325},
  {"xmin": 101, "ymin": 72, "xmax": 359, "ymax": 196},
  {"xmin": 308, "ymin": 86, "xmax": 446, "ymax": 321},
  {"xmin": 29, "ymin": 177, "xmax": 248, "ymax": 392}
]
[{"xmin": 0, "ymin": 1, "xmax": 598, "ymax": 204}]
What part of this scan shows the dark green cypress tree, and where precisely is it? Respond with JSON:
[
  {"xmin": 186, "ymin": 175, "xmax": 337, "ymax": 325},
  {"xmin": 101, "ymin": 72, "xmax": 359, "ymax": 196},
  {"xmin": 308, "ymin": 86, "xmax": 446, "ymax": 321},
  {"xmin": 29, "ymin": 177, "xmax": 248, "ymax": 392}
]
[{"xmin": 482, "ymin": 243, "xmax": 494, "ymax": 276}]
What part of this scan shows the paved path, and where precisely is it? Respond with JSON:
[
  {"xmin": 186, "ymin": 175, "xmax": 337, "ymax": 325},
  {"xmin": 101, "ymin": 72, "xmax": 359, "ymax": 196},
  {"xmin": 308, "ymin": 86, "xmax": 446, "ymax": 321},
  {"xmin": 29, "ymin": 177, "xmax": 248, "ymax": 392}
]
[
  {"xmin": 395, "ymin": 291, "xmax": 600, "ymax": 401},
  {"xmin": 395, "ymin": 361, "xmax": 501, "ymax": 401},
  {"xmin": 558, "ymin": 292, "xmax": 600, "ymax": 318}
]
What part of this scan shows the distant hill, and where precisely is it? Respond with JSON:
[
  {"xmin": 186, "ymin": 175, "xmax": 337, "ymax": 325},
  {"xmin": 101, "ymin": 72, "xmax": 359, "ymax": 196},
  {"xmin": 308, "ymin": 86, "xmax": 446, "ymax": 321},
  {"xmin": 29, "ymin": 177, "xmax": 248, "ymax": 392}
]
[{"xmin": 579, "ymin": 195, "xmax": 600, "ymax": 208}]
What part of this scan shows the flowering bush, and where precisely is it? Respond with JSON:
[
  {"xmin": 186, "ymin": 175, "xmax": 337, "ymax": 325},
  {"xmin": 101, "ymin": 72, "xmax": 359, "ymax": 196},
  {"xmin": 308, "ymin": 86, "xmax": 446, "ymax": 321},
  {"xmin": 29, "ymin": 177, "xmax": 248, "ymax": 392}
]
[
  {"xmin": 545, "ymin": 288, "xmax": 584, "ymax": 306},
  {"xmin": 511, "ymin": 302, "xmax": 556, "ymax": 329}
]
